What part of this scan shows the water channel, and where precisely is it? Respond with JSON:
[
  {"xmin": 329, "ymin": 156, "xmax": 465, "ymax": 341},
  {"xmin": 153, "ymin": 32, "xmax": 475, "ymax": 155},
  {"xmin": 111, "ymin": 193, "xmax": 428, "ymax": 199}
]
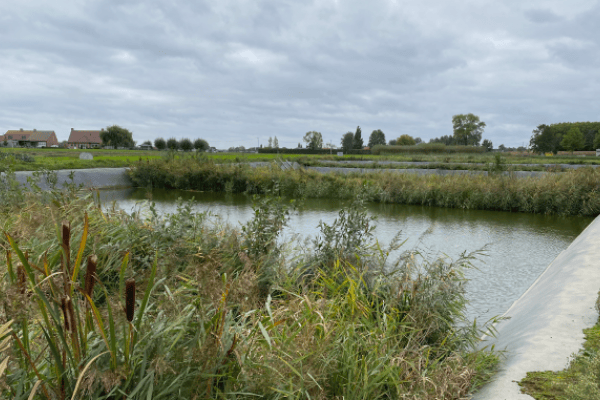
[{"xmin": 98, "ymin": 187, "xmax": 593, "ymax": 325}]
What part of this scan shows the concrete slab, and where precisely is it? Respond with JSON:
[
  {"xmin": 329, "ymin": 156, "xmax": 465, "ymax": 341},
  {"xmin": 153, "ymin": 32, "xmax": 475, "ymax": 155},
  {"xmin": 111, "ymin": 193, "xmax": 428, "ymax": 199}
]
[
  {"xmin": 472, "ymin": 214, "xmax": 600, "ymax": 399},
  {"xmin": 8, "ymin": 167, "xmax": 132, "ymax": 190}
]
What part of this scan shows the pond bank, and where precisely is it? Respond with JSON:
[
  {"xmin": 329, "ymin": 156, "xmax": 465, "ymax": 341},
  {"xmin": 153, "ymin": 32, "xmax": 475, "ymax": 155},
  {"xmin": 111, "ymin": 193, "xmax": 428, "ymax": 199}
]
[
  {"xmin": 9, "ymin": 167, "xmax": 132, "ymax": 190},
  {"xmin": 472, "ymin": 213, "xmax": 600, "ymax": 399}
]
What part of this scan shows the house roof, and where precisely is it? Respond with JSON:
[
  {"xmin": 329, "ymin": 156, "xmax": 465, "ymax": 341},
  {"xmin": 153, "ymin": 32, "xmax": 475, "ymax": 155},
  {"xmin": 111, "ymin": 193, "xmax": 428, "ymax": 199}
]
[
  {"xmin": 28, "ymin": 131, "xmax": 55, "ymax": 142},
  {"xmin": 68, "ymin": 130, "xmax": 102, "ymax": 144},
  {"xmin": 3, "ymin": 130, "xmax": 54, "ymax": 140}
]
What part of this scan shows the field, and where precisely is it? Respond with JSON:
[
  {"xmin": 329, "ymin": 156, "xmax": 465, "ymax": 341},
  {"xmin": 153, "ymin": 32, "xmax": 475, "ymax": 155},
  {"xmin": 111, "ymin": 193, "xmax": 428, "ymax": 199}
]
[{"xmin": 1, "ymin": 147, "xmax": 600, "ymax": 171}]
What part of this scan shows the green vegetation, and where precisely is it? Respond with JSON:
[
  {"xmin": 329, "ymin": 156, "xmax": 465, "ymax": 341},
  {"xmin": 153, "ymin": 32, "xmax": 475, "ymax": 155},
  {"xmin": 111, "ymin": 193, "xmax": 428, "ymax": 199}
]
[
  {"xmin": 519, "ymin": 311, "xmax": 600, "ymax": 398},
  {"xmin": 452, "ymin": 113, "xmax": 486, "ymax": 146},
  {"xmin": 128, "ymin": 158, "xmax": 600, "ymax": 216},
  {"xmin": 100, "ymin": 125, "xmax": 135, "ymax": 148},
  {"xmin": 0, "ymin": 180, "xmax": 498, "ymax": 399},
  {"xmin": 372, "ymin": 143, "xmax": 487, "ymax": 155},
  {"xmin": 367, "ymin": 129, "xmax": 386, "ymax": 148},
  {"xmin": 530, "ymin": 122, "xmax": 600, "ymax": 153}
]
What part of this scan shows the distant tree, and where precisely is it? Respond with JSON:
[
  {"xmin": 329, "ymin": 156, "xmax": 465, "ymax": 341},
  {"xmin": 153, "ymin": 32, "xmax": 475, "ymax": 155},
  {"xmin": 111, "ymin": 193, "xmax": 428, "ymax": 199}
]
[
  {"xmin": 303, "ymin": 131, "xmax": 323, "ymax": 150},
  {"xmin": 194, "ymin": 138, "xmax": 209, "ymax": 151},
  {"xmin": 298, "ymin": 143, "xmax": 302, "ymax": 148},
  {"xmin": 498, "ymin": 144, "xmax": 506, "ymax": 151},
  {"xmin": 100, "ymin": 125, "xmax": 135, "ymax": 148},
  {"xmin": 154, "ymin": 137, "xmax": 166, "ymax": 150},
  {"xmin": 353, "ymin": 126, "xmax": 364, "ymax": 149},
  {"xmin": 142, "ymin": 140, "xmax": 152, "ymax": 146},
  {"xmin": 341, "ymin": 132, "xmax": 354, "ymax": 152},
  {"xmin": 273, "ymin": 136, "xmax": 279, "ymax": 148},
  {"xmin": 179, "ymin": 138, "xmax": 193, "ymax": 151},
  {"xmin": 529, "ymin": 124, "xmax": 559, "ymax": 154},
  {"xmin": 60, "ymin": 140, "xmax": 68, "ymax": 148},
  {"xmin": 166, "ymin": 137, "xmax": 179, "ymax": 150},
  {"xmin": 267, "ymin": 137, "xmax": 273, "ymax": 148},
  {"xmin": 560, "ymin": 127, "xmax": 585, "ymax": 153},
  {"xmin": 414, "ymin": 137, "xmax": 422, "ymax": 144},
  {"xmin": 396, "ymin": 134, "xmax": 416, "ymax": 146},
  {"xmin": 595, "ymin": 131, "xmax": 600, "ymax": 149},
  {"xmin": 368, "ymin": 129, "xmax": 386, "ymax": 148},
  {"xmin": 452, "ymin": 114, "xmax": 485, "ymax": 146},
  {"xmin": 482, "ymin": 139, "xmax": 493, "ymax": 152}
]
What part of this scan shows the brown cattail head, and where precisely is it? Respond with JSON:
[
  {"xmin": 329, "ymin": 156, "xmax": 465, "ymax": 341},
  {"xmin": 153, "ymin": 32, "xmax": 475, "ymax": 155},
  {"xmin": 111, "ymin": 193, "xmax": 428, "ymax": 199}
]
[
  {"xmin": 125, "ymin": 278, "xmax": 136, "ymax": 322},
  {"xmin": 17, "ymin": 263, "xmax": 26, "ymax": 294},
  {"xmin": 62, "ymin": 221, "xmax": 71, "ymax": 251},
  {"xmin": 61, "ymin": 296, "xmax": 71, "ymax": 332},
  {"xmin": 84, "ymin": 255, "xmax": 98, "ymax": 297}
]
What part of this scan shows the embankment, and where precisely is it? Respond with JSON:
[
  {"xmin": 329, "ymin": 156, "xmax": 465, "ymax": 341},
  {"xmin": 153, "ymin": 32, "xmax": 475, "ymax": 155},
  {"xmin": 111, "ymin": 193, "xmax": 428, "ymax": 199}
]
[
  {"xmin": 473, "ymin": 212, "xmax": 600, "ymax": 399},
  {"xmin": 127, "ymin": 160, "xmax": 600, "ymax": 216}
]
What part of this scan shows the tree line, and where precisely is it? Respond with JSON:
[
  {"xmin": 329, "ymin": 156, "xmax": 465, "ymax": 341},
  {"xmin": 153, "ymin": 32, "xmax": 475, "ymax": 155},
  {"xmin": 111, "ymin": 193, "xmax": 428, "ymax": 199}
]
[
  {"xmin": 529, "ymin": 122, "xmax": 600, "ymax": 154},
  {"xmin": 301, "ymin": 113, "xmax": 493, "ymax": 152},
  {"xmin": 151, "ymin": 137, "xmax": 210, "ymax": 151}
]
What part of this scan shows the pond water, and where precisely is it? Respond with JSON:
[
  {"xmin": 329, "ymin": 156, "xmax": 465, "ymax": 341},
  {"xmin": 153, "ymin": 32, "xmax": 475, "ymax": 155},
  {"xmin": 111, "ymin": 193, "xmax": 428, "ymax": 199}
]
[{"xmin": 98, "ymin": 188, "xmax": 593, "ymax": 325}]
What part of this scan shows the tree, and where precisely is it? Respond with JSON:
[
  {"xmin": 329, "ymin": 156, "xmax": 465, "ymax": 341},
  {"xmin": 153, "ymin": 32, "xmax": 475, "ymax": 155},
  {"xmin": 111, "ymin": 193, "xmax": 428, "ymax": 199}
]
[
  {"xmin": 194, "ymin": 138, "xmax": 209, "ymax": 152},
  {"xmin": 560, "ymin": 127, "xmax": 585, "ymax": 153},
  {"xmin": 368, "ymin": 129, "xmax": 386, "ymax": 148},
  {"xmin": 267, "ymin": 137, "xmax": 273, "ymax": 148},
  {"xmin": 179, "ymin": 138, "xmax": 193, "ymax": 151},
  {"xmin": 353, "ymin": 126, "xmax": 364, "ymax": 149},
  {"xmin": 166, "ymin": 137, "xmax": 179, "ymax": 150},
  {"xmin": 100, "ymin": 125, "xmax": 135, "ymax": 148},
  {"xmin": 414, "ymin": 137, "xmax": 422, "ymax": 144},
  {"xmin": 142, "ymin": 140, "xmax": 152, "ymax": 146},
  {"xmin": 594, "ymin": 131, "xmax": 600, "ymax": 150},
  {"xmin": 498, "ymin": 144, "xmax": 506, "ymax": 151},
  {"xmin": 341, "ymin": 132, "xmax": 354, "ymax": 152},
  {"xmin": 482, "ymin": 139, "xmax": 493, "ymax": 152},
  {"xmin": 452, "ymin": 114, "xmax": 485, "ymax": 146},
  {"xmin": 273, "ymin": 136, "xmax": 279, "ymax": 149},
  {"xmin": 529, "ymin": 124, "xmax": 559, "ymax": 154},
  {"xmin": 154, "ymin": 137, "xmax": 166, "ymax": 150},
  {"xmin": 396, "ymin": 134, "xmax": 416, "ymax": 146},
  {"xmin": 303, "ymin": 131, "xmax": 323, "ymax": 150}
]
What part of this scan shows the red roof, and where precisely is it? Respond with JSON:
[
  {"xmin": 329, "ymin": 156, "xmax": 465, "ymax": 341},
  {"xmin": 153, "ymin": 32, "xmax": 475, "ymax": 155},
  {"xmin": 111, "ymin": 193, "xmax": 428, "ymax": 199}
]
[{"xmin": 68, "ymin": 130, "xmax": 102, "ymax": 144}]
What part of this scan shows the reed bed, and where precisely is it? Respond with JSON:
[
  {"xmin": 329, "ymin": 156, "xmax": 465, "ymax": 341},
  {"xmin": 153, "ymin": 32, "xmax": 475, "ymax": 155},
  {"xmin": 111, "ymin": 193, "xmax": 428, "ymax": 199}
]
[
  {"xmin": 0, "ymin": 182, "xmax": 498, "ymax": 399},
  {"xmin": 129, "ymin": 159, "xmax": 600, "ymax": 216}
]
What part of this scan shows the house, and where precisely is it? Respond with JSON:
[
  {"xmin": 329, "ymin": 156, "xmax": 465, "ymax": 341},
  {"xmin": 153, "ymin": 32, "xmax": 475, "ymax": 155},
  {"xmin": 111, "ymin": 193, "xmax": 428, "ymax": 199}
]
[
  {"xmin": 67, "ymin": 128, "xmax": 103, "ymax": 149},
  {"xmin": 2, "ymin": 129, "xmax": 58, "ymax": 147}
]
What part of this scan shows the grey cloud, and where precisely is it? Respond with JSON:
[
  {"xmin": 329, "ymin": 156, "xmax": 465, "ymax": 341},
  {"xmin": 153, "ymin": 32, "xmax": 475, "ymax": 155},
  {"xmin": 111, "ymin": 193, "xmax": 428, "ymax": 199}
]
[{"xmin": 524, "ymin": 9, "xmax": 562, "ymax": 24}]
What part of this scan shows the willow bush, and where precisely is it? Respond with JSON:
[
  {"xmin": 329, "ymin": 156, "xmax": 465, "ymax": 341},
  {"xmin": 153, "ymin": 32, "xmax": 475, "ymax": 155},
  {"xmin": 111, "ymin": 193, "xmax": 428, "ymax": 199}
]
[
  {"xmin": 0, "ymin": 182, "xmax": 498, "ymax": 399},
  {"xmin": 129, "ymin": 159, "xmax": 600, "ymax": 216}
]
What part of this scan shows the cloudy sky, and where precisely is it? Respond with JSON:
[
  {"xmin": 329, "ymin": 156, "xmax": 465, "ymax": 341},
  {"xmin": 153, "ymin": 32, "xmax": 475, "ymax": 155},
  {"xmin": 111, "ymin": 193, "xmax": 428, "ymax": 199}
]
[{"xmin": 1, "ymin": 0, "xmax": 599, "ymax": 149}]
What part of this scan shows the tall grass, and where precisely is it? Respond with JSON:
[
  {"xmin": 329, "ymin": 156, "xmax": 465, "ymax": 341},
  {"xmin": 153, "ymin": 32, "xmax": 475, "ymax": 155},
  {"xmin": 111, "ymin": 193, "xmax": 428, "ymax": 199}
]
[
  {"xmin": 0, "ymin": 181, "xmax": 498, "ymax": 399},
  {"xmin": 129, "ymin": 159, "xmax": 600, "ymax": 216}
]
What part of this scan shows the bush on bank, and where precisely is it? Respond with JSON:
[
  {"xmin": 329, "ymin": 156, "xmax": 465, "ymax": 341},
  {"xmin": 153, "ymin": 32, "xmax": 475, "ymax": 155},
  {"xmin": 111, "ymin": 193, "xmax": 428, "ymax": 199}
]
[
  {"xmin": 372, "ymin": 144, "xmax": 487, "ymax": 155},
  {"xmin": 129, "ymin": 159, "xmax": 600, "ymax": 216},
  {"xmin": 0, "ymin": 183, "xmax": 498, "ymax": 399}
]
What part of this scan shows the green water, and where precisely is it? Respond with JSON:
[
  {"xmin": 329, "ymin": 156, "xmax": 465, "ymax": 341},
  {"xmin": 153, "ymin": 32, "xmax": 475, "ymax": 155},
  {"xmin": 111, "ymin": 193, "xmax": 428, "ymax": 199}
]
[{"xmin": 100, "ymin": 188, "xmax": 594, "ymax": 324}]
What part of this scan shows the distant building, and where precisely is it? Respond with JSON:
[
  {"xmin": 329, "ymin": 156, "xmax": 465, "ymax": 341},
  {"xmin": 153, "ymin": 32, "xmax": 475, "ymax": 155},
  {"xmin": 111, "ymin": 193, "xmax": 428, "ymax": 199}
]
[
  {"xmin": 1, "ymin": 129, "xmax": 58, "ymax": 147},
  {"xmin": 67, "ymin": 128, "xmax": 103, "ymax": 149},
  {"xmin": 139, "ymin": 144, "xmax": 153, "ymax": 150}
]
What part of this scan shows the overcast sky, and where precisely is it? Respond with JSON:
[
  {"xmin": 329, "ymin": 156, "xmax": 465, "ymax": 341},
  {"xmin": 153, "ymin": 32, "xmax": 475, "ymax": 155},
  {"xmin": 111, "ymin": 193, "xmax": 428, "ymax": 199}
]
[{"xmin": 1, "ymin": 0, "xmax": 599, "ymax": 149}]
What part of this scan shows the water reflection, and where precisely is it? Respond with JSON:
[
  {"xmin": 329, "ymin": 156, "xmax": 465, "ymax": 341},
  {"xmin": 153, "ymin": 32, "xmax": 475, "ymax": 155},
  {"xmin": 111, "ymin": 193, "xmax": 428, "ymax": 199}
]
[{"xmin": 98, "ymin": 188, "xmax": 593, "ymax": 324}]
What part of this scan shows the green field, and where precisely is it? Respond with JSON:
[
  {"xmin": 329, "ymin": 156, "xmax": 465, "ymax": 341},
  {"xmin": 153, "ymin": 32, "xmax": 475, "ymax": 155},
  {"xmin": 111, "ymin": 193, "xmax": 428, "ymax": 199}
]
[{"xmin": 1, "ymin": 147, "xmax": 599, "ymax": 172}]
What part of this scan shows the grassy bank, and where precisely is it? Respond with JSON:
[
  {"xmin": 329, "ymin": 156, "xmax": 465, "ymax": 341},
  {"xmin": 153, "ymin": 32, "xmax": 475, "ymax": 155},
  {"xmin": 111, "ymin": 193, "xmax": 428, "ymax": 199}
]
[
  {"xmin": 519, "ymin": 312, "xmax": 600, "ymax": 399},
  {"xmin": 128, "ymin": 159, "xmax": 600, "ymax": 216},
  {"xmin": 0, "ymin": 183, "xmax": 498, "ymax": 399},
  {"xmin": 2, "ymin": 147, "xmax": 600, "ymax": 172}
]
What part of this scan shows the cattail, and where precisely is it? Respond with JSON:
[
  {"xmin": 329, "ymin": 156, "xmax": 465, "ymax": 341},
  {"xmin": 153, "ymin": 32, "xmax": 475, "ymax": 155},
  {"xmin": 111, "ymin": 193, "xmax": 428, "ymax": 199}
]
[
  {"xmin": 16, "ymin": 263, "xmax": 26, "ymax": 294},
  {"xmin": 61, "ymin": 296, "xmax": 71, "ymax": 332},
  {"xmin": 62, "ymin": 221, "xmax": 71, "ymax": 251},
  {"xmin": 84, "ymin": 255, "xmax": 97, "ymax": 297},
  {"xmin": 125, "ymin": 278, "xmax": 135, "ymax": 322}
]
